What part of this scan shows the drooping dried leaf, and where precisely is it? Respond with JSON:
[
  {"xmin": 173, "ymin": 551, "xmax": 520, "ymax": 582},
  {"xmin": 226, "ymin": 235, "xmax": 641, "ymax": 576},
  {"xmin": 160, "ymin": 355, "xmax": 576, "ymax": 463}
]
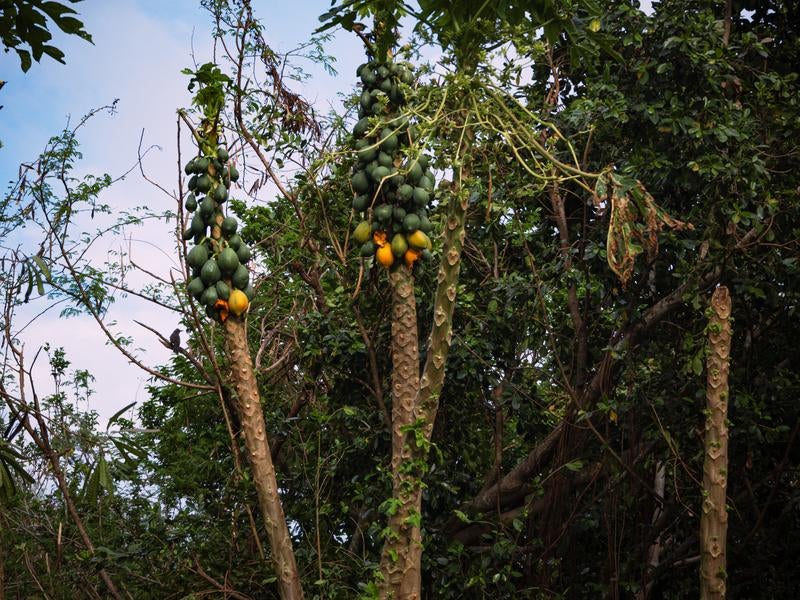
[{"xmin": 594, "ymin": 170, "xmax": 693, "ymax": 286}]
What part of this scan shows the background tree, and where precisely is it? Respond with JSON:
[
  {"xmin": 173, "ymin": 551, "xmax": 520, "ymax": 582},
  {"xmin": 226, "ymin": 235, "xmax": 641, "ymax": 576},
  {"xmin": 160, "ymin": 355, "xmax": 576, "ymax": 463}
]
[{"xmin": 1, "ymin": 0, "xmax": 798, "ymax": 598}]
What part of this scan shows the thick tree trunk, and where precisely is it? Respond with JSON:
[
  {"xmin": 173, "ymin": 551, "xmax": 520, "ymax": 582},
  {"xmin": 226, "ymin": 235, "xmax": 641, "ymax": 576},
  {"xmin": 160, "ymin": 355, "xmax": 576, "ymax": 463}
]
[
  {"xmin": 699, "ymin": 286, "xmax": 732, "ymax": 600},
  {"xmin": 223, "ymin": 317, "xmax": 304, "ymax": 600},
  {"xmin": 379, "ymin": 265, "xmax": 422, "ymax": 598},
  {"xmin": 377, "ymin": 148, "xmax": 470, "ymax": 598}
]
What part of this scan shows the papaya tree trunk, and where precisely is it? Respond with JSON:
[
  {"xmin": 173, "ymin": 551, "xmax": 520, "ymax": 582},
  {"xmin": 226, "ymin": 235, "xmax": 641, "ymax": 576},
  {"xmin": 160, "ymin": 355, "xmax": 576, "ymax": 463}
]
[
  {"xmin": 699, "ymin": 286, "xmax": 732, "ymax": 600},
  {"xmin": 379, "ymin": 265, "xmax": 422, "ymax": 596},
  {"xmin": 378, "ymin": 121, "xmax": 471, "ymax": 598},
  {"xmin": 223, "ymin": 317, "xmax": 304, "ymax": 600}
]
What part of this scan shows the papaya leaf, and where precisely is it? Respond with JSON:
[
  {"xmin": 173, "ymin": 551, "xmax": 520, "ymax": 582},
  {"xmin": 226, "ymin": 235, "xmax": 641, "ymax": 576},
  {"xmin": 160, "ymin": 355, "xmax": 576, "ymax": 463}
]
[{"xmin": 601, "ymin": 172, "xmax": 692, "ymax": 286}]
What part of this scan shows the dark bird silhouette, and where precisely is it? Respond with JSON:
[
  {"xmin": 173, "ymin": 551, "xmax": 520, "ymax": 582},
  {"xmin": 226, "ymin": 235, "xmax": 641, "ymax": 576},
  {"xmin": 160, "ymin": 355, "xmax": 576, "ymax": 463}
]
[{"xmin": 169, "ymin": 329, "xmax": 181, "ymax": 352}]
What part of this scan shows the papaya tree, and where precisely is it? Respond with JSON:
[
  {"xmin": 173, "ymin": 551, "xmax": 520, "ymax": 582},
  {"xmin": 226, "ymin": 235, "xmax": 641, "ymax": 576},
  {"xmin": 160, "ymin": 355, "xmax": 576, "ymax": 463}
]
[
  {"xmin": 316, "ymin": 1, "xmax": 663, "ymax": 596},
  {"xmin": 175, "ymin": 51, "xmax": 310, "ymax": 600}
]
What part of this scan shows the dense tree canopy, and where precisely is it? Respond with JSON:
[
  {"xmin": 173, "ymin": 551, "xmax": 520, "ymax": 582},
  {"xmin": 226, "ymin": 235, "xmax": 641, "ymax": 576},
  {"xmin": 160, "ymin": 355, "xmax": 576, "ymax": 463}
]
[{"xmin": 1, "ymin": 0, "xmax": 798, "ymax": 598}]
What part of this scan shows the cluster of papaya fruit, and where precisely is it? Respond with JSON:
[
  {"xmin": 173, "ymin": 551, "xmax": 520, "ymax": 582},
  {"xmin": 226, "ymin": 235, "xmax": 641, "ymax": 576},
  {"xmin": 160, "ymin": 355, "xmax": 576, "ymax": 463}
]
[
  {"xmin": 350, "ymin": 58, "xmax": 434, "ymax": 270},
  {"xmin": 182, "ymin": 146, "xmax": 253, "ymax": 321}
]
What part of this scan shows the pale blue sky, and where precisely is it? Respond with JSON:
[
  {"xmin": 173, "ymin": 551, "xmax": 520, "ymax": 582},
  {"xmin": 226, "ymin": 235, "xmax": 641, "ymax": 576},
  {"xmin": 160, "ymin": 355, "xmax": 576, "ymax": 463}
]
[
  {"xmin": 0, "ymin": 0, "xmax": 364, "ymax": 423},
  {"xmin": 0, "ymin": 0, "xmax": 361, "ymax": 178}
]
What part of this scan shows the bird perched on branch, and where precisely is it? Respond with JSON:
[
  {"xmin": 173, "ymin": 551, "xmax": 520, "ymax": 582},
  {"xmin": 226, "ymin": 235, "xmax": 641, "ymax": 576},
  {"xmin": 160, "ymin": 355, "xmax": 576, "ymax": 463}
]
[
  {"xmin": 169, "ymin": 329, "xmax": 181, "ymax": 352},
  {"xmin": 159, "ymin": 328, "xmax": 181, "ymax": 353}
]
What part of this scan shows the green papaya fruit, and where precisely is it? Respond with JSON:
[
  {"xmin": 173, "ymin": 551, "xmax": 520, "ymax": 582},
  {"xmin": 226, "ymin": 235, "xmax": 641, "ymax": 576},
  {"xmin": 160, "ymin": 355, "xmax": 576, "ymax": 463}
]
[
  {"xmin": 232, "ymin": 264, "xmax": 249, "ymax": 290},
  {"xmin": 229, "ymin": 165, "xmax": 240, "ymax": 182},
  {"xmin": 398, "ymin": 184, "xmax": 414, "ymax": 201},
  {"xmin": 200, "ymin": 259, "xmax": 221, "ymax": 285},
  {"xmin": 187, "ymin": 277, "xmax": 205, "ymax": 299},
  {"xmin": 352, "ymin": 194, "xmax": 369, "ymax": 212},
  {"xmin": 408, "ymin": 161, "xmax": 423, "ymax": 182},
  {"xmin": 199, "ymin": 196, "xmax": 215, "ymax": 219},
  {"xmin": 215, "ymin": 280, "xmax": 231, "ymax": 300},
  {"xmin": 184, "ymin": 194, "xmax": 197, "ymax": 212},
  {"xmin": 374, "ymin": 204, "xmax": 393, "ymax": 223},
  {"xmin": 403, "ymin": 213, "xmax": 421, "ymax": 233},
  {"xmin": 217, "ymin": 147, "xmax": 229, "ymax": 161},
  {"xmin": 236, "ymin": 244, "xmax": 251, "ymax": 264},
  {"xmin": 190, "ymin": 213, "xmax": 205, "ymax": 236},
  {"xmin": 217, "ymin": 248, "xmax": 240, "ymax": 276},
  {"xmin": 357, "ymin": 145, "xmax": 378, "ymax": 163},
  {"xmin": 353, "ymin": 221, "xmax": 371, "ymax": 244},
  {"xmin": 380, "ymin": 129, "xmax": 398, "ymax": 152},
  {"xmin": 389, "ymin": 84, "xmax": 404, "ymax": 105},
  {"xmin": 187, "ymin": 244, "xmax": 209, "ymax": 269},
  {"xmin": 213, "ymin": 184, "xmax": 228, "ymax": 203},
  {"xmin": 201, "ymin": 285, "xmax": 219, "ymax": 307},
  {"xmin": 371, "ymin": 165, "xmax": 390, "ymax": 182},
  {"xmin": 352, "ymin": 171, "xmax": 370, "ymax": 194},
  {"xmin": 359, "ymin": 66, "xmax": 376, "ymax": 85},
  {"xmin": 378, "ymin": 151, "xmax": 393, "ymax": 168},
  {"xmin": 221, "ymin": 217, "xmax": 238, "ymax": 237},
  {"xmin": 400, "ymin": 67, "xmax": 414, "ymax": 85},
  {"xmin": 187, "ymin": 175, "xmax": 198, "ymax": 191},
  {"xmin": 353, "ymin": 117, "xmax": 370, "ymax": 138},
  {"xmin": 227, "ymin": 234, "xmax": 243, "ymax": 251},
  {"xmin": 419, "ymin": 215, "xmax": 433, "ymax": 233},
  {"xmin": 360, "ymin": 240, "xmax": 376, "ymax": 257},
  {"xmin": 391, "ymin": 233, "xmax": 408, "ymax": 257},
  {"xmin": 196, "ymin": 174, "xmax": 212, "ymax": 193}
]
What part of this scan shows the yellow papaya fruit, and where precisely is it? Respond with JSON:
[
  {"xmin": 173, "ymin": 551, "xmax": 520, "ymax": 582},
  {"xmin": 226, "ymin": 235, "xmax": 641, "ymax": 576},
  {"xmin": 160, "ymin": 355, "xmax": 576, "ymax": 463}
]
[
  {"xmin": 376, "ymin": 244, "xmax": 394, "ymax": 268},
  {"xmin": 404, "ymin": 248, "xmax": 422, "ymax": 267},
  {"xmin": 228, "ymin": 289, "xmax": 250, "ymax": 316},
  {"xmin": 408, "ymin": 230, "xmax": 430, "ymax": 250}
]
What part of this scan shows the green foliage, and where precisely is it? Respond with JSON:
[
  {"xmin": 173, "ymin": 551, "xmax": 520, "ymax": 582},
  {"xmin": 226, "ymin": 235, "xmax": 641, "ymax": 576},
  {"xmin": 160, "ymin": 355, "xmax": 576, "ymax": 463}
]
[
  {"xmin": 2, "ymin": 1, "xmax": 799, "ymax": 598},
  {"xmin": 0, "ymin": 0, "xmax": 92, "ymax": 71},
  {"xmin": 181, "ymin": 62, "xmax": 231, "ymax": 125}
]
